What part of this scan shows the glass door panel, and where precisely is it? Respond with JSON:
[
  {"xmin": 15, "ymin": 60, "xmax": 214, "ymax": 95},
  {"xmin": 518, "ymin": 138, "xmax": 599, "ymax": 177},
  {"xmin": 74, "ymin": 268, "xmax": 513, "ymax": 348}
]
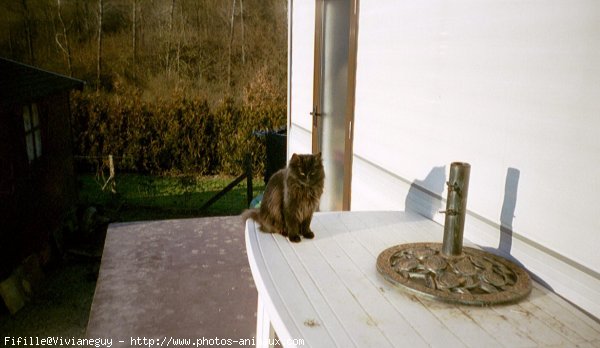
[{"xmin": 314, "ymin": 0, "xmax": 352, "ymax": 211}]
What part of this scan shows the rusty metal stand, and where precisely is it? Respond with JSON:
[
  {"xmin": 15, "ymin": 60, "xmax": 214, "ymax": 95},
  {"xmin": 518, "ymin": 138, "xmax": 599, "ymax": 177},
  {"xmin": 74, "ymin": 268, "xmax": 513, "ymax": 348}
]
[{"xmin": 377, "ymin": 162, "xmax": 532, "ymax": 305}]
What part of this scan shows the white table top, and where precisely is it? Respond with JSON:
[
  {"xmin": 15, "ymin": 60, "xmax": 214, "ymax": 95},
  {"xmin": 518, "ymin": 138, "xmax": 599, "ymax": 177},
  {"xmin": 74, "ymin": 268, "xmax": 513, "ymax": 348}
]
[{"xmin": 245, "ymin": 211, "xmax": 600, "ymax": 348}]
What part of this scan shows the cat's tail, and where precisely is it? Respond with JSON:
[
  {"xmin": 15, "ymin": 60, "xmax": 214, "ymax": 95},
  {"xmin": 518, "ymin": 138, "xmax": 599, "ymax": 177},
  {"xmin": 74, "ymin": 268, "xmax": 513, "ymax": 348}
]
[
  {"xmin": 241, "ymin": 208, "xmax": 261, "ymax": 223},
  {"xmin": 242, "ymin": 208, "xmax": 281, "ymax": 235}
]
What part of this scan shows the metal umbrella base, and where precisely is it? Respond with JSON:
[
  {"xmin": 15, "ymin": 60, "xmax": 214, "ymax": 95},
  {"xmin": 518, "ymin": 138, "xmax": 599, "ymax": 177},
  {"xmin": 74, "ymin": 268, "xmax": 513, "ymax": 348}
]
[
  {"xmin": 377, "ymin": 242, "xmax": 531, "ymax": 305},
  {"xmin": 378, "ymin": 162, "xmax": 531, "ymax": 305}
]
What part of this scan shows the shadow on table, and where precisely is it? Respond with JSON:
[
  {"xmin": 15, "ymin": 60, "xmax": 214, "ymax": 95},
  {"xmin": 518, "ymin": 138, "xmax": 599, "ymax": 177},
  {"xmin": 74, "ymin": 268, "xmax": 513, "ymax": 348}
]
[
  {"xmin": 312, "ymin": 210, "xmax": 428, "ymax": 240},
  {"xmin": 405, "ymin": 166, "xmax": 446, "ymax": 219}
]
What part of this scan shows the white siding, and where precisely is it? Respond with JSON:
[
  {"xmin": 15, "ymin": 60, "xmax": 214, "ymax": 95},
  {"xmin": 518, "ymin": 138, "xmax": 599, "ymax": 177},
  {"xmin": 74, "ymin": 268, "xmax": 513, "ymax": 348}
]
[
  {"xmin": 350, "ymin": 0, "xmax": 600, "ymax": 318},
  {"xmin": 288, "ymin": 0, "xmax": 314, "ymax": 158}
]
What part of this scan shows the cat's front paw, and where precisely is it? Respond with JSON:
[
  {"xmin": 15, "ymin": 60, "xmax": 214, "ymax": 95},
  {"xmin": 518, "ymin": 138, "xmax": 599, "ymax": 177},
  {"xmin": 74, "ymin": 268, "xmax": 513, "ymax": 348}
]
[
  {"xmin": 288, "ymin": 234, "xmax": 301, "ymax": 243},
  {"xmin": 302, "ymin": 230, "xmax": 315, "ymax": 239}
]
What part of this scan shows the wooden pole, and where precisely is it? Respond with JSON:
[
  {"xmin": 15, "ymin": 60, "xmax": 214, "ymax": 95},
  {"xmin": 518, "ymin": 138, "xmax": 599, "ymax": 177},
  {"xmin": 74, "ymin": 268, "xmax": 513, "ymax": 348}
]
[
  {"xmin": 109, "ymin": 154, "xmax": 116, "ymax": 194},
  {"xmin": 246, "ymin": 154, "xmax": 253, "ymax": 207},
  {"xmin": 199, "ymin": 173, "xmax": 245, "ymax": 211},
  {"xmin": 102, "ymin": 155, "xmax": 116, "ymax": 193}
]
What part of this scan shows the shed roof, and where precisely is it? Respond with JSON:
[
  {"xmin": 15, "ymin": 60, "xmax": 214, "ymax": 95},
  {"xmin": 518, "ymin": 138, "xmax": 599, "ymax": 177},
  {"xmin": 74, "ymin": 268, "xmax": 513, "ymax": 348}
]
[{"xmin": 0, "ymin": 57, "xmax": 84, "ymax": 105}]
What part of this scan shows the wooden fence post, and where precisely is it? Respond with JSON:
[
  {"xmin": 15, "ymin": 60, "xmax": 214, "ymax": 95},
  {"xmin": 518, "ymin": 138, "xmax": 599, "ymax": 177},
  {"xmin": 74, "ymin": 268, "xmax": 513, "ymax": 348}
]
[
  {"xmin": 246, "ymin": 154, "xmax": 253, "ymax": 207},
  {"xmin": 108, "ymin": 154, "xmax": 116, "ymax": 194},
  {"xmin": 101, "ymin": 154, "xmax": 116, "ymax": 194}
]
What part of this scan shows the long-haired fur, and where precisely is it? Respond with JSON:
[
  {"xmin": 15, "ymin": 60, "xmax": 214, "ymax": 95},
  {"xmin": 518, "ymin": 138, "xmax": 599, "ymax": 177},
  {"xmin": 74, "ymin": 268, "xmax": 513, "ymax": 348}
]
[{"xmin": 243, "ymin": 153, "xmax": 324, "ymax": 243}]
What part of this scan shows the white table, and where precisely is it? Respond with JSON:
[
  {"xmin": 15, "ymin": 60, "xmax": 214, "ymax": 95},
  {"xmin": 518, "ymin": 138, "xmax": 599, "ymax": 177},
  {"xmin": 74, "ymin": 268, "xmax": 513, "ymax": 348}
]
[{"xmin": 245, "ymin": 211, "xmax": 600, "ymax": 348}]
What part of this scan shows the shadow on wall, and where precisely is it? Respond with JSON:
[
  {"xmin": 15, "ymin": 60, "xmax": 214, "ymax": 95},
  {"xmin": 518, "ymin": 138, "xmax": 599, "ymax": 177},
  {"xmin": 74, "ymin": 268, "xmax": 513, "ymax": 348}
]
[
  {"xmin": 486, "ymin": 167, "xmax": 553, "ymax": 290},
  {"xmin": 405, "ymin": 166, "xmax": 446, "ymax": 219},
  {"xmin": 499, "ymin": 167, "xmax": 520, "ymax": 254}
]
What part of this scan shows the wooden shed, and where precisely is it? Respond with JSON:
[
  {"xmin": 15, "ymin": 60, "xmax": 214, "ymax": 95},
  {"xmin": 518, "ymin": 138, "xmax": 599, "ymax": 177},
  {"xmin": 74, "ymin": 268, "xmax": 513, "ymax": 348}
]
[
  {"xmin": 286, "ymin": 1, "xmax": 600, "ymax": 319},
  {"xmin": 0, "ymin": 57, "xmax": 83, "ymax": 279}
]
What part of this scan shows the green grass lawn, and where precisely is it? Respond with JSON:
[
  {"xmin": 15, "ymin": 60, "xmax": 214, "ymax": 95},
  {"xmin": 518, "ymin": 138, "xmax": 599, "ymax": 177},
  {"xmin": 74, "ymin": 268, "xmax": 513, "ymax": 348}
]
[{"xmin": 78, "ymin": 173, "xmax": 265, "ymax": 222}]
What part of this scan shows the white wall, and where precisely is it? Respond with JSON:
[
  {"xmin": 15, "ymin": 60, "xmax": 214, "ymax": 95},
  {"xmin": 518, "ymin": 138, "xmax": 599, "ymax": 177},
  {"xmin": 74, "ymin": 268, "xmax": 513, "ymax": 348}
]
[
  {"xmin": 288, "ymin": 0, "xmax": 314, "ymax": 158},
  {"xmin": 351, "ymin": 0, "xmax": 600, "ymax": 318}
]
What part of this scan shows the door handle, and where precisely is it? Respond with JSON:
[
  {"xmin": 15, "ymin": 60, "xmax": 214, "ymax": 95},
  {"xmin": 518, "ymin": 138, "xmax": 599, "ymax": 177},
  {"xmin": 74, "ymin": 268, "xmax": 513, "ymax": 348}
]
[
  {"xmin": 310, "ymin": 106, "xmax": 322, "ymax": 118},
  {"xmin": 311, "ymin": 106, "xmax": 321, "ymax": 129}
]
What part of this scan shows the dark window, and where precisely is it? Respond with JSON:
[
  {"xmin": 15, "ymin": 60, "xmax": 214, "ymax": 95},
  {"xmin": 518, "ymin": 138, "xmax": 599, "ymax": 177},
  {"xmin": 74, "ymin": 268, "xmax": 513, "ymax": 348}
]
[{"xmin": 23, "ymin": 103, "xmax": 42, "ymax": 163}]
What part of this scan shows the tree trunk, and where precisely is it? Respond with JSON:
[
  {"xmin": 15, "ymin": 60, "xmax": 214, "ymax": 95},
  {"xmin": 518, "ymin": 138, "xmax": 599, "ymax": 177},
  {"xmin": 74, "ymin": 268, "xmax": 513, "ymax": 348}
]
[
  {"xmin": 176, "ymin": 8, "xmax": 183, "ymax": 79},
  {"xmin": 166, "ymin": 0, "xmax": 175, "ymax": 76},
  {"xmin": 240, "ymin": 0, "xmax": 245, "ymax": 65},
  {"xmin": 227, "ymin": 0, "xmax": 236, "ymax": 87},
  {"xmin": 132, "ymin": 0, "xmax": 137, "ymax": 82},
  {"xmin": 97, "ymin": 0, "xmax": 103, "ymax": 90},
  {"xmin": 56, "ymin": 0, "xmax": 73, "ymax": 76},
  {"xmin": 8, "ymin": 27, "xmax": 14, "ymax": 57},
  {"xmin": 21, "ymin": 0, "xmax": 35, "ymax": 65}
]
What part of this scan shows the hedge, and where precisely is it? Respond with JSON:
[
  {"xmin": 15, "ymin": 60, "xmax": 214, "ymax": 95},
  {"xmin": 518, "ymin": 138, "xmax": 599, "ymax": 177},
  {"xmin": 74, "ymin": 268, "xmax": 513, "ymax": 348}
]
[{"xmin": 70, "ymin": 91, "xmax": 286, "ymax": 176}]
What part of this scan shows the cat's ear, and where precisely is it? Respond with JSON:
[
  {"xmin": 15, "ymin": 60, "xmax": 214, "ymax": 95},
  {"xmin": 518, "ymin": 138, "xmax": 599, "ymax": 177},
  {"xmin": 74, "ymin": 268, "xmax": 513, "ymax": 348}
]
[
  {"xmin": 290, "ymin": 153, "xmax": 299, "ymax": 163},
  {"xmin": 315, "ymin": 152, "xmax": 322, "ymax": 161}
]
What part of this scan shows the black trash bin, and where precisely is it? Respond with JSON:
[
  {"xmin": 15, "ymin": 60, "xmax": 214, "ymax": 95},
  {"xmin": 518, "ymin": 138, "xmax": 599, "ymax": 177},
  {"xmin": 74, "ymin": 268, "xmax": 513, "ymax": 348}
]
[{"xmin": 263, "ymin": 127, "xmax": 287, "ymax": 184}]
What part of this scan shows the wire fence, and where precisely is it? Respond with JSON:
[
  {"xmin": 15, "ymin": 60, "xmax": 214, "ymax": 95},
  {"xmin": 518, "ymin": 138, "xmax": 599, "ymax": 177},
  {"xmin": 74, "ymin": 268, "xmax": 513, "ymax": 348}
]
[{"xmin": 74, "ymin": 155, "xmax": 261, "ymax": 221}]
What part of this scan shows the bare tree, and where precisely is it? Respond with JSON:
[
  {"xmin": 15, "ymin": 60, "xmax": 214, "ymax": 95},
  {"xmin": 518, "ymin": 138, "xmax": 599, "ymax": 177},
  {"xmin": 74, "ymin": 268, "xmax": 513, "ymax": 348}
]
[
  {"xmin": 8, "ymin": 28, "xmax": 14, "ymax": 57},
  {"xmin": 0, "ymin": 0, "xmax": 288, "ymax": 102},
  {"xmin": 166, "ymin": 0, "xmax": 175, "ymax": 76},
  {"xmin": 20, "ymin": 0, "xmax": 35, "ymax": 64},
  {"xmin": 132, "ymin": 0, "xmax": 137, "ymax": 82},
  {"xmin": 227, "ymin": 0, "xmax": 236, "ymax": 87},
  {"xmin": 96, "ymin": 0, "xmax": 103, "ymax": 90},
  {"xmin": 240, "ymin": 0, "xmax": 245, "ymax": 65},
  {"xmin": 176, "ymin": 4, "xmax": 185, "ymax": 79},
  {"xmin": 56, "ymin": 0, "xmax": 73, "ymax": 76},
  {"xmin": 226, "ymin": 0, "xmax": 247, "ymax": 87}
]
